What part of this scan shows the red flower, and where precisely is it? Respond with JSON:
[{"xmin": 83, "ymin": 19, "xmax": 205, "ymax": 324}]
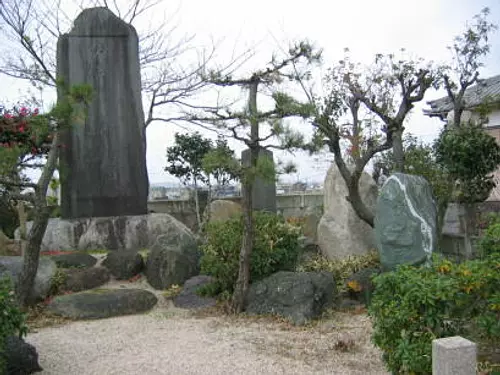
[
  {"xmin": 33, "ymin": 108, "xmax": 39, "ymax": 115},
  {"xmin": 3, "ymin": 113, "xmax": 12, "ymax": 119}
]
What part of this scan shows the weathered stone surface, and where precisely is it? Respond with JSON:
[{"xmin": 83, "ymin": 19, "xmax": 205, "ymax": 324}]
[
  {"xmin": 173, "ymin": 275, "xmax": 217, "ymax": 309},
  {"xmin": 246, "ymin": 271, "xmax": 336, "ymax": 325},
  {"xmin": 48, "ymin": 253, "xmax": 97, "ymax": 269},
  {"xmin": 317, "ymin": 163, "xmax": 378, "ymax": 260},
  {"xmin": 15, "ymin": 213, "xmax": 195, "ymax": 251},
  {"xmin": 0, "ymin": 257, "xmax": 57, "ymax": 302},
  {"xmin": 102, "ymin": 251, "xmax": 144, "ymax": 280},
  {"xmin": 47, "ymin": 288, "xmax": 157, "ymax": 319},
  {"xmin": 375, "ymin": 173, "xmax": 437, "ymax": 271},
  {"xmin": 14, "ymin": 218, "xmax": 83, "ymax": 251},
  {"xmin": 241, "ymin": 147, "xmax": 277, "ymax": 213},
  {"xmin": 301, "ymin": 207, "xmax": 321, "ymax": 243},
  {"xmin": 204, "ymin": 200, "xmax": 241, "ymax": 223},
  {"xmin": 146, "ymin": 233, "xmax": 200, "ymax": 290},
  {"xmin": 61, "ymin": 267, "xmax": 111, "ymax": 293},
  {"xmin": 3, "ymin": 336, "xmax": 43, "ymax": 375},
  {"xmin": 57, "ymin": 7, "xmax": 148, "ymax": 219}
]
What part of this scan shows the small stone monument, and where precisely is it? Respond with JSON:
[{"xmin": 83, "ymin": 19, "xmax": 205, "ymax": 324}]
[
  {"xmin": 57, "ymin": 7, "xmax": 148, "ymax": 219},
  {"xmin": 241, "ymin": 147, "xmax": 277, "ymax": 213}
]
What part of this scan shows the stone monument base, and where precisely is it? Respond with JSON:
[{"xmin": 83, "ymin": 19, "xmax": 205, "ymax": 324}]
[{"xmin": 15, "ymin": 213, "xmax": 195, "ymax": 251}]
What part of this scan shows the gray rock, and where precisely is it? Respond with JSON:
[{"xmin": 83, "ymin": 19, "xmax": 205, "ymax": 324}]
[
  {"xmin": 3, "ymin": 336, "xmax": 43, "ymax": 375},
  {"xmin": 47, "ymin": 288, "xmax": 157, "ymax": 319},
  {"xmin": 102, "ymin": 251, "xmax": 144, "ymax": 280},
  {"xmin": 0, "ymin": 257, "xmax": 57, "ymax": 302},
  {"xmin": 146, "ymin": 234, "xmax": 200, "ymax": 290},
  {"xmin": 375, "ymin": 173, "xmax": 437, "ymax": 271},
  {"xmin": 16, "ymin": 213, "xmax": 195, "ymax": 251},
  {"xmin": 60, "ymin": 267, "xmax": 111, "ymax": 293},
  {"xmin": 246, "ymin": 271, "xmax": 336, "ymax": 325},
  {"xmin": 58, "ymin": 7, "xmax": 148, "ymax": 219},
  {"xmin": 173, "ymin": 275, "xmax": 217, "ymax": 309},
  {"xmin": 48, "ymin": 253, "xmax": 97, "ymax": 269},
  {"xmin": 317, "ymin": 163, "xmax": 377, "ymax": 260}
]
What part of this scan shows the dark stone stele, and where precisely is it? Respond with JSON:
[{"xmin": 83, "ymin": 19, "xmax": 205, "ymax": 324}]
[
  {"xmin": 3, "ymin": 335, "xmax": 43, "ymax": 375},
  {"xmin": 47, "ymin": 253, "xmax": 97, "ymax": 269},
  {"xmin": 241, "ymin": 147, "xmax": 277, "ymax": 213},
  {"xmin": 102, "ymin": 250, "xmax": 144, "ymax": 280},
  {"xmin": 47, "ymin": 288, "xmax": 158, "ymax": 319},
  {"xmin": 245, "ymin": 271, "xmax": 336, "ymax": 325},
  {"xmin": 173, "ymin": 275, "xmax": 217, "ymax": 309},
  {"xmin": 57, "ymin": 7, "xmax": 149, "ymax": 219}
]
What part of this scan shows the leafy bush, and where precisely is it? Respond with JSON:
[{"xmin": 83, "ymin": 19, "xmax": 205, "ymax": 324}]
[
  {"xmin": 369, "ymin": 253, "xmax": 500, "ymax": 374},
  {"xmin": 477, "ymin": 214, "xmax": 500, "ymax": 258},
  {"xmin": 296, "ymin": 251, "xmax": 380, "ymax": 294},
  {"xmin": 199, "ymin": 212, "xmax": 302, "ymax": 296},
  {"xmin": 0, "ymin": 277, "xmax": 28, "ymax": 368}
]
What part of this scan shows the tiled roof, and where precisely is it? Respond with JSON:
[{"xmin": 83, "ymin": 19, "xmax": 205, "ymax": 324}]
[{"xmin": 425, "ymin": 74, "xmax": 500, "ymax": 117}]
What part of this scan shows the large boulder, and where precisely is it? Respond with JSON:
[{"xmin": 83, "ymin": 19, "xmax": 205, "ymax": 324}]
[
  {"xmin": 15, "ymin": 213, "xmax": 195, "ymax": 251},
  {"xmin": 60, "ymin": 267, "xmax": 111, "ymax": 293},
  {"xmin": 245, "ymin": 271, "xmax": 336, "ymax": 325},
  {"xmin": 102, "ymin": 251, "xmax": 144, "ymax": 280},
  {"xmin": 0, "ymin": 257, "xmax": 57, "ymax": 302},
  {"xmin": 204, "ymin": 200, "xmax": 242, "ymax": 223},
  {"xmin": 317, "ymin": 163, "xmax": 378, "ymax": 260},
  {"xmin": 146, "ymin": 234, "xmax": 200, "ymax": 290},
  {"xmin": 375, "ymin": 173, "xmax": 437, "ymax": 271},
  {"xmin": 47, "ymin": 252, "xmax": 97, "ymax": 269},
  {"xmin": 173, "ymin": 275, "xmax": 217, "ymax": 309},
  {"xmin": 47, "ymin": 288, "xmax": 158, "ymax": 319},
  {"xmin": 3, "ymin": 336, "xmax": 43, "ymax": 375}
]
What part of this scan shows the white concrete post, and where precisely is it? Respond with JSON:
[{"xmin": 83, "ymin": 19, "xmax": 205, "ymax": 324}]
[{"xmin": 432, "ymin": 336, "xmax": 476, "ymax": 375}]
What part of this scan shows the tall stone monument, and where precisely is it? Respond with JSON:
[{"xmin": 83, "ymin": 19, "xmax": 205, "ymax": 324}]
[
  {"xmin": 241, "ymin": 147, "xmax": 277, "ymax": 213},
  {"xmin": 57, "ymin": 7, "xmax": 148, "ymax": 219}
]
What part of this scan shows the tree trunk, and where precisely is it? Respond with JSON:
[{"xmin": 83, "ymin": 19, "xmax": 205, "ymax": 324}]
[
  {"xmin": 16, "ymin": 133, "xmax": 59, "ymax": 308},
  {"xmin": 392, "ymin": 128, "xmax": 405, "ymax": 173},
  {"xmin": 231, "ymin": 171, "xmax": 254, "ymax": 313},
  {"xmin": 16, "ymin": 203, "xmax": 50, "ymax": 307},
  {"xmin": 460, "ymin": 203, "xmax": 476, "ymax": 260},
  {"xmin": 333, "ymin": 158, "xmax": 375, "ymax": 227}
]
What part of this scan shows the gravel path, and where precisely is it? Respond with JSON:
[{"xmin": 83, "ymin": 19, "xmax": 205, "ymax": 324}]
[
  {"xmin": 26, "ymin": 264, "xmax": 388, "ymax": 374},
  {"xmin": 27, "ymin": 308, "xmax": 389, "ymax": 375}
]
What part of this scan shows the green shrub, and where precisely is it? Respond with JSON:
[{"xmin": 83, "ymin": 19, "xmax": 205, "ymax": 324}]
[
  {"xmin": 199, "ymin": 212, "xmax": 302, "ymax": 296},
  {"xmin": 477, "ymin": 215, "xmax": 500, "ymax": 257},
  {"xmin": 296, "ymin": 251, "xmax": 380, "ymax": 294},
  {"xmin": 369, "ymin": 253, "xmax": 500, "ymax": 374},
  {"xmin": 0, "ymin": 277, "xmax": 28, "ymax": 368}
]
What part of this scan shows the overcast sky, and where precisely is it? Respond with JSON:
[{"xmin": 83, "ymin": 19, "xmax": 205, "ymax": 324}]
[{"xmin": 1, "ymin": 0, "xmax": 499, "ymax": 185}]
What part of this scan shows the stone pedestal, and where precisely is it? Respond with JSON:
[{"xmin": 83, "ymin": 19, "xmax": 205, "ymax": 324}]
[
  {"xmin": 432, "ymin": 336, "xmax": 476, "ymax": 375},
  {"xmin": 57, "ymin": 7, "xmax": 149, "ymax": 219},
  {"xmin": 241, "ymin": 147, "xmax": 277, "ymax": 213}
]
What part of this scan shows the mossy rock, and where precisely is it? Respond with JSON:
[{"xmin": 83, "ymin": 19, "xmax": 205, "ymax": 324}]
[
  {"xmin": 47, "ymin": 288, "xmax": 158, "ymax": 319},
  {"xmin": 60, "ymin": 267, "xmax": 110, "ymax": 293},
  {"xmin": 47, "ymin": 253, "xmax": 97, "ymax": 269}
]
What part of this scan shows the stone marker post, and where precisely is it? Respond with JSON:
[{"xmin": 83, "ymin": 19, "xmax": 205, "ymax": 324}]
[
  {"xmin": 432, "ymin": 336, "xmax": 476, "ymax": 375},
  {"xmin": 241, "ymin": 147, "xmax": 277, "ymax": 213},
  {"xmin": 57, "ymin": 7, "xmax": 149, "ymax": 219}
]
